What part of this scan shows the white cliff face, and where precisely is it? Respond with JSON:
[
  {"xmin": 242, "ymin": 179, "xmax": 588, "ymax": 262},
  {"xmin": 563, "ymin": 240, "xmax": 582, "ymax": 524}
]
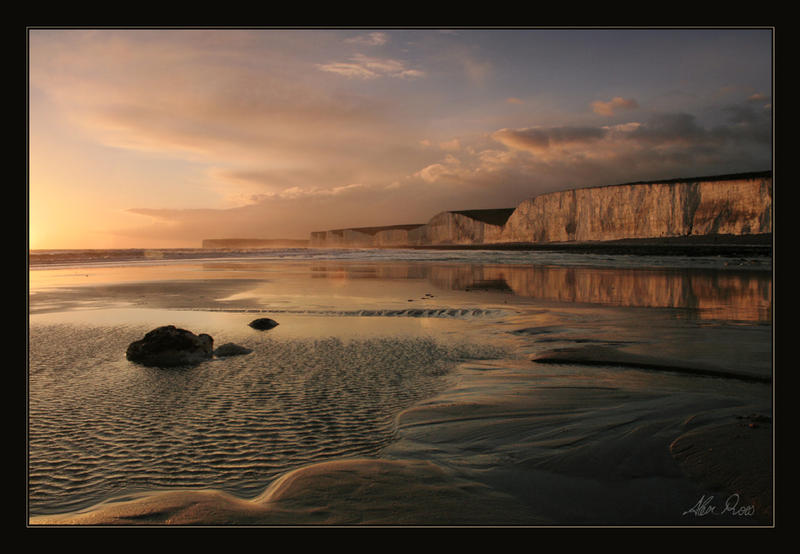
[
  {"xmin": 323, "ymin": 230, "xmax": 346, "ymax": 247},
  {"xmin": 309, "ymin": 173, "xmax": 772, "ymax": 247},
  {"xmin": 310, "ymin": 232, "xmax": 327, "ymax": 247},
  {"xmin": 689, "ymin": 178, "xmax": 772, "ymax": 236},
  {"xmin": 374, "ymin": 228, "xmax": 421, "ymax": 247},
  {"xmin": 422, "ymin": 212, "xmax": 481, "ymax": 244},
  {"xmin": 500, "ymin": 175, "xmax": 772, "ymax": 244},
  {"xmin": 311, "ymin": 225, "xmax": 426, "ymax": 247},
  {"xmin": 341, "ymin": 229, "xmax": 374, "ymax": 247},
  {"xmin": 410, "ymin": 212, "xmax": 508, "ymax": 245}
]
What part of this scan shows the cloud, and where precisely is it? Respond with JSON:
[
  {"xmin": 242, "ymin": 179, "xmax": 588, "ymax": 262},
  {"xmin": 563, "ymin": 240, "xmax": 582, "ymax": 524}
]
[
  {"xmin": 439, "ymin": 138, "xmax": 461, "ymax": 151},
  {"xmin": 123, "ymin": 178, "xmax": 459, "ymax": 243},
  {"xmin": 413, "ymin": 100, "xmax": 771, "ymax": 201},
  {"xmin": 119, "ymin": 98, "xmax": 772, "ymax": 246},
  {"xmin": 745, "ymin": 92, "xmax": 771, "ymax": 109},
  {"xmin": 31, "ymin": 31, "xmax": 428, "ymax": 164},
  {"xmin": 315, "ymin": 61, "xmax": 379, "ymax": 79},
  {"xmin": 591, "ymin": 96, "xmax": 639, "ymax": 116},
  {"xmin": 266, "ymin": 182, "xmax": 371, "ymax": 200},
  {"xmin": 317, "ymin": 54, "xmax": 424, "ymax": 80},
  {"xmin": 491, "ymin": 109, "xmax": 766, "ymax": 159},
  {"xmin": 415, "ymin": 162, "xmax": 453, "ymax": 184},
  {"xmin": 625, "ymin": 112, "xmax": 707, "ymax": 145},
  {"xmin": 344, "ymin": 32, "xmax": 389, "ymax": 46},
  {"xmin": 747, "ymin": 92, "xmax": 768, "ymax": 103},
  {"xmin": 506, "ymin": 97, "xmax": 524, "ymax": 105},
  {"xmin": 30, "ymin": 32, "xmax": 439, "ymax": 207},
  {"xmin": 492, "ymin": 126, "xmax": 608, "ymax": 152},
  {"xmin": 206, "ymin": 166, "xmax": 378, "ymax": 205}
]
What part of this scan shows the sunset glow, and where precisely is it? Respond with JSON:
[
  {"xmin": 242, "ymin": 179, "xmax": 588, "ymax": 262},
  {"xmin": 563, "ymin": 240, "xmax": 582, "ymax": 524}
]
[{"xmin": 28, "ymin": 28, "xmax": 772, "ymax": 250}]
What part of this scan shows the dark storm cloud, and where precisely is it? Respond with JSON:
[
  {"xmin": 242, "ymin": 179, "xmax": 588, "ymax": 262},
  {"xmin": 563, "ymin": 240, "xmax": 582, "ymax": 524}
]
[
  {"xmin": 492, "ymin": 126, "xmax": 609, "ymax": 151},
  {"xmin": 626, "ymin": 113, "xmax": 708, "ymax": 145}
]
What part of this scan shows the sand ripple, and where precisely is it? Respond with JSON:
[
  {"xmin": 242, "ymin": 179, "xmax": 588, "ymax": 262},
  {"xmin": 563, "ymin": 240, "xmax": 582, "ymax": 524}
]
[{"xmin": 28, "ymin": 323, "xmax": 506, "ymax": 516}]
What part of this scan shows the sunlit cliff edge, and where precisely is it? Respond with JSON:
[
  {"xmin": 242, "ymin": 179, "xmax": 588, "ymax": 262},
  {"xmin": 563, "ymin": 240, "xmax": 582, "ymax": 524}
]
[{"xmin": 308, "ymin": 171, "xmax": 773, "ymax": 248}]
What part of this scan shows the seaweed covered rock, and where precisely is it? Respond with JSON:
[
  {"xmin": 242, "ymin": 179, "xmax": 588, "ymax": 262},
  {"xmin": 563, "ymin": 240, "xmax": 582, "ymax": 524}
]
[
  {"xmin": 126, "ymin": 325, "xmax": 214, "ymax": 367},
  {"xmin": 249, "ymin": 318, "xmax": 279, "ymax": 331}
]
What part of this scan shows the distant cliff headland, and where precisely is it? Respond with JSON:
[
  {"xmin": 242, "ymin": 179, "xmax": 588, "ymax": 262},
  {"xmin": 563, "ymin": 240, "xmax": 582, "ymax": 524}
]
[
  {"xmin": 309, "ymin": 171, "xmax": 772, "ymax": 254},
  {"xmin": 202, "ymin": 238, "xmax": 309, "ymax": 249}
]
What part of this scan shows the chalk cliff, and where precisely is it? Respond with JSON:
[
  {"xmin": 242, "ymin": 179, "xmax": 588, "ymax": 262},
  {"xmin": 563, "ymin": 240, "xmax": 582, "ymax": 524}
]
[
  {"xmin": 308, "ymin": 171, "xmax": 772, "ymax": 248},
  {"xmin": 374, "ymin": 225, "xmax": 425, "ymax": 247},
  {"xmin": 203, "ymin": 238, "xmax": 309, "ymax": 248},
  {"xmin": 312, "ymin": 224, "xmax": 426, "ymax": 248},
  {"xmin": 500, "ymin": 172, "xmax": 772, "ymax": 244},
  {"xmin": 408, "ymin": 209, "xmax": 515, "ymax": 245}
]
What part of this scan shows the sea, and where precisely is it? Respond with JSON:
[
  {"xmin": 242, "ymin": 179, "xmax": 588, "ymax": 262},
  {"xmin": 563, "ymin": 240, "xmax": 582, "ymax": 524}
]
[{"xmin": 28, "ymin": 245, "xmax": 773, "ymax": 270}]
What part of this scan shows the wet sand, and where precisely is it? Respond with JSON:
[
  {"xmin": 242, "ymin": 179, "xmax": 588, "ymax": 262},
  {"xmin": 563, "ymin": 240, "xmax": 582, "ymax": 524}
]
[{"xmin": 28, "ymin": 257, "xmax": 773, "ymax": 526}]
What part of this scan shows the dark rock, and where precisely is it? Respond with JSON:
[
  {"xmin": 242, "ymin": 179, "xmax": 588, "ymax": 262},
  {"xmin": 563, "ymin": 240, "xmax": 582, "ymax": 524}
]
[
  {"xmin": 126, "ymin": 325, "xmax": 213, "ymax": 367},
  {"xmin": 249, "ymin": 318, "xmax": 279, "ymax": 330},
  {"xmin": 214, "ymin": 343, "xmax": 253, "ymax": 357}
]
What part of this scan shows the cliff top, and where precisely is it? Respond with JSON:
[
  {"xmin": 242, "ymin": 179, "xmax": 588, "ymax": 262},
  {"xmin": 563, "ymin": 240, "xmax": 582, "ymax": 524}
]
[
  {"xmin": 575, "ymin": 170, "xmax": 772, "ymax": 193},
  {"xmin": 326, "ymin": 223, "xmax": 426, "ymax": 236},
  {"xmin": 451, "ymin": 208, "xmax": 516, "ymax": 226}
]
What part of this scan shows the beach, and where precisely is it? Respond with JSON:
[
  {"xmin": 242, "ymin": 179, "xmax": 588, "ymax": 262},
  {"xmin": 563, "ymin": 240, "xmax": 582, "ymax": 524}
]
[{"xmin": 27, "ymin": 247, "xmax": 773, "ymax": 526}]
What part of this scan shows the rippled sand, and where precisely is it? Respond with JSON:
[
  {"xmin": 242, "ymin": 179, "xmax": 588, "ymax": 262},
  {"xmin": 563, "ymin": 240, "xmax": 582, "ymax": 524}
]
[
  {"xmin": 29, "ymin": 318, "xmax": 506, "ymax": 516},
  {"xmin": 28, "ymin": 257, "xmax": 773, "ymax": 526}
]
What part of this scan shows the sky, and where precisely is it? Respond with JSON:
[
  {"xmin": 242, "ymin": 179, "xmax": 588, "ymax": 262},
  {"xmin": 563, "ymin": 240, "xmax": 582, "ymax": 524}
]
[{"xmin": 28, "ymin": 27, "xmax": 773, "ymax": 249}]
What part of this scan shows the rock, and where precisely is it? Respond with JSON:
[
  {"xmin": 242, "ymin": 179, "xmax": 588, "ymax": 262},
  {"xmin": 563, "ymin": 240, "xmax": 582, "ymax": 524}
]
[
  {"xmin": 249, "ymin": 318, "xmax": 279, "ymax": 331},
  {"xmin": 214, "ymin": 343, "xmax": 253, "ymax": 357},
  {"xmin": 126, "ymin": 325, "xmax": 214, "ymax": 367}
]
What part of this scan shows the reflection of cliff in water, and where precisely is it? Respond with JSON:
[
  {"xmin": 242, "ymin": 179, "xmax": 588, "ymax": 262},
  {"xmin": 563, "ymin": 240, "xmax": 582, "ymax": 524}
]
[
  {"xmin": 307, "ymin": 262, "xmax": 771, "ymax": 322},
  {"xmin": 310, "ymin": 264, "xmax": 431, "ymax": 280},
  {"xmin": 448, "ymin": 264, "xmax": 771, "ymax": 322}
]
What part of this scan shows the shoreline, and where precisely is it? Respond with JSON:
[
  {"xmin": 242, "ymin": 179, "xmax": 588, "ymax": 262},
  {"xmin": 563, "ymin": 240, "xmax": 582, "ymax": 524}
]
[
  {"xmin": 401, "ymin": 233, "xmax": 773, "ymax": 257},
  {"xmin": 30, "ymin": 233, "xmax": 773, "ymax": 260}
]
